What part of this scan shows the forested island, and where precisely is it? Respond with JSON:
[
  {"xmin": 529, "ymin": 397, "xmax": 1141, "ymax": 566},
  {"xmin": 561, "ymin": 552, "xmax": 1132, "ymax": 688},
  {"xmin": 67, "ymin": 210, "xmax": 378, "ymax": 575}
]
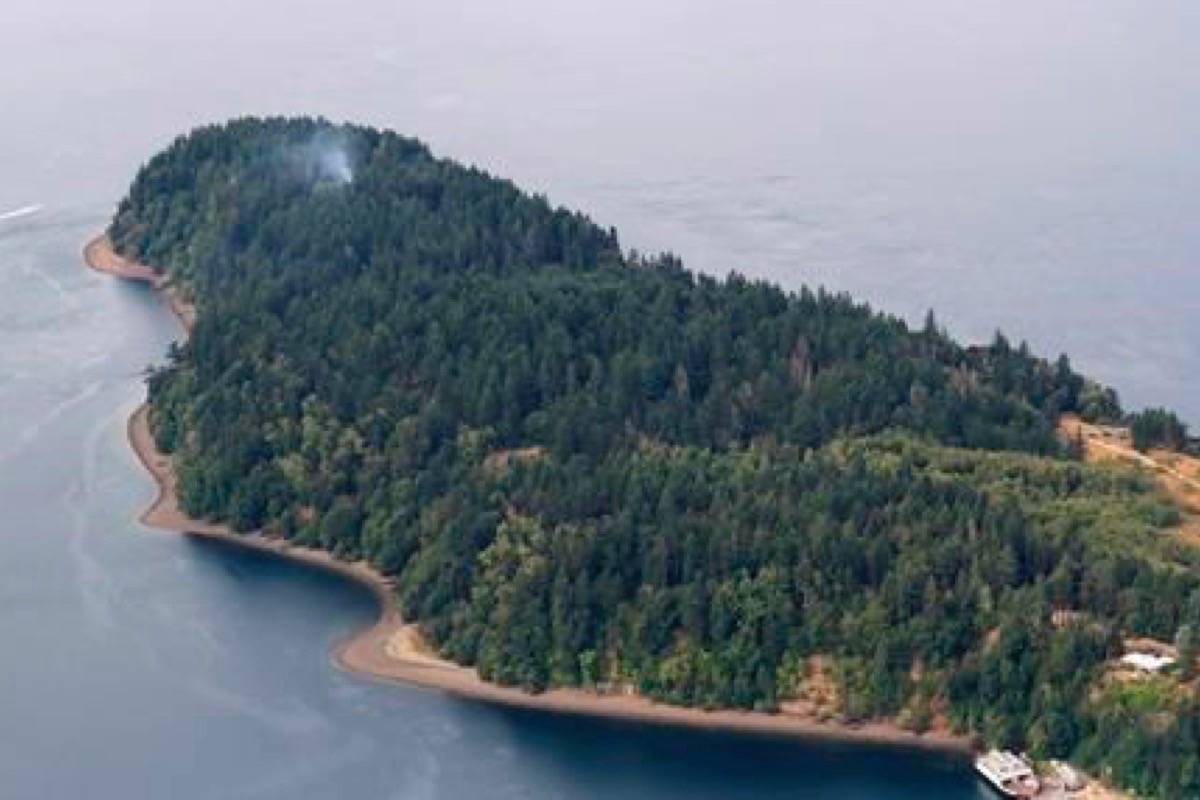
[{"xmin": 106, "ymin": 118, "xmax": 1199, "ymax": 797}]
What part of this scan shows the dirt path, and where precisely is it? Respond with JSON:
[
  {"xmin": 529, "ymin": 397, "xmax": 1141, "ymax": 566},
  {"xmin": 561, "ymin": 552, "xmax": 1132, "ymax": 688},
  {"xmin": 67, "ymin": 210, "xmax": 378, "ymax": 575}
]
[
  {"xmin": 1061, "ymin": 416, "xmax": 1200, "ymax": 493},
  {"xmin": 1061, "ymin": 414, "xmax": 1200, "ymax": 546}
]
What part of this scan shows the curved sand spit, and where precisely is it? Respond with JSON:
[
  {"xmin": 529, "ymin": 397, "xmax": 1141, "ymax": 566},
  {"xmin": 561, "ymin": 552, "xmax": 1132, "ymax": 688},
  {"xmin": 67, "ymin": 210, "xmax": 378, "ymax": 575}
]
[{"xmin": 86, "ymin": 233, "xmax": 972, "ymax": 752}]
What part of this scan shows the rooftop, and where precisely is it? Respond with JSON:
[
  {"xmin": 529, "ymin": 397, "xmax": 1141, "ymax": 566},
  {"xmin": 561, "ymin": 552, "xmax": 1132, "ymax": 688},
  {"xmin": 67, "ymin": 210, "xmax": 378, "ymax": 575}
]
[{"xmin": 1120, "ymin": 652, "xmax": 1175, "ymax": 672}]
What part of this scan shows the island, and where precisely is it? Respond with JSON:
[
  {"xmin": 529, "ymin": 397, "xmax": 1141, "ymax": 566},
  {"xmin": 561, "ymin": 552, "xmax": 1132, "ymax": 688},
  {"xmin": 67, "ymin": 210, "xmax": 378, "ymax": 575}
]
[{"xmin": 89, "ymin": 117, "xmax": 1200, "ymax": 798}]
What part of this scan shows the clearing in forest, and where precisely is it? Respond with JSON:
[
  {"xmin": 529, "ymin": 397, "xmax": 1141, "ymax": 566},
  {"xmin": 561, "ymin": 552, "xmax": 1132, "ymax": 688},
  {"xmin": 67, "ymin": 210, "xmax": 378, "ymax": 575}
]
[{"xmin": 1059, "ymin": 415, "xmax": 1200, "ymax": 545}]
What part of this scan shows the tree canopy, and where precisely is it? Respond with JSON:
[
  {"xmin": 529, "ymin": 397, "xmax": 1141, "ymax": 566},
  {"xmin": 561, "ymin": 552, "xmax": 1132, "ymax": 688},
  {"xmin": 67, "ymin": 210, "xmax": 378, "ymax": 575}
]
[{"xmin": 112, "ymin": 117, "xmax": 1199, "ymax": 798}]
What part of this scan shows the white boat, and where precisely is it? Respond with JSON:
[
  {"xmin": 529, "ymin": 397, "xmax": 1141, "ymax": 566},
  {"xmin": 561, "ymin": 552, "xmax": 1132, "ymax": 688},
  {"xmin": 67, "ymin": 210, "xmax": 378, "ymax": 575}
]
[{"xmin": 975, "ymin": 750, "xmax": 1041, "ymax": 798}]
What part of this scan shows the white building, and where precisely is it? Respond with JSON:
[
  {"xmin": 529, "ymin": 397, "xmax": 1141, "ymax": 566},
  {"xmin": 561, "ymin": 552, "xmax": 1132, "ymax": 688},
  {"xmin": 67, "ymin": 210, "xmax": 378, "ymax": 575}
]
[{"xmin": 1120, "ymin": 652, "xmax": 1175, "ymax": 673}]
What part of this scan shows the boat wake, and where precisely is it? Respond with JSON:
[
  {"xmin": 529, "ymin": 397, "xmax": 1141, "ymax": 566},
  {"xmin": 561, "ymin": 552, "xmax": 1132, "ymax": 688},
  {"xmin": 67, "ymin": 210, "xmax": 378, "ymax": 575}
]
[{"xmin": 0, "ymin": 204, "xmax": 44, "ymax": 222}]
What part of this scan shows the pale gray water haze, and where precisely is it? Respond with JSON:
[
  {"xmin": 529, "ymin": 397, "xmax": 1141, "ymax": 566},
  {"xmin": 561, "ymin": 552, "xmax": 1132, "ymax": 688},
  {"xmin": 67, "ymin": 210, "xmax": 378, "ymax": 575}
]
[
  {"xmin": 4, "ymin": 0, "xmax": 1197, "ymax": 420},
  {"xmin": 1, "ymin": 1, "xmax": 1197, "ymax": 796},
  {"xmin": 5, "ymin": 0, "xmax": 1199, "ymax": 419}
]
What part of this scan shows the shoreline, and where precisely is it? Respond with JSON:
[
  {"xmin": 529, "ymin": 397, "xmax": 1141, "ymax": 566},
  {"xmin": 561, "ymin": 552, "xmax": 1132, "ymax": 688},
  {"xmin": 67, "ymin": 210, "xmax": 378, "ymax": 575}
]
[
  {"xmin": 85, "ymin": 233, "xmax": 974, "ymax": 755},
  {"xmin": 84, "ymin": 236, "xmax": 197, "ymax": 331}
]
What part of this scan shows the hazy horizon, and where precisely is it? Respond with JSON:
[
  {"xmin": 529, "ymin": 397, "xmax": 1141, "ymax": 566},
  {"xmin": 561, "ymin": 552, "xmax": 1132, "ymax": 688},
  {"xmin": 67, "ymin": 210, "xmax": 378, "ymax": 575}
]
[
  {"xmin": 4, "ymin": 0, "xmax": 1198, "ymax": 421},
  {"xmin": 2, "ymin": 4, "xmax": 1199, "ymax": 797}
]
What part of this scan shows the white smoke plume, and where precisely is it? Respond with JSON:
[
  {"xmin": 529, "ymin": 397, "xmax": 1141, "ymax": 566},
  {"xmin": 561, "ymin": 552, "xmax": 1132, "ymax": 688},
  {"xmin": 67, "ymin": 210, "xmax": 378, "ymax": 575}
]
[
  {"xmin": 314, "ymin": 140, "xmax": 353, "ymax": 185},
  {"xmin": 284, "ymin": 130, "xmax": 356, "ymax": 187}
]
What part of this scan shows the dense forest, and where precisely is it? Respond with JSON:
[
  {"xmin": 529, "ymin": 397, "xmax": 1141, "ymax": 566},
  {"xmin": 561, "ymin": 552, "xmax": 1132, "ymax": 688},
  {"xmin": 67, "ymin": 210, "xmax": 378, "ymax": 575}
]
[{"xmin": 112, "ymin": 118, "xmax": 1199, "ymax": 797}]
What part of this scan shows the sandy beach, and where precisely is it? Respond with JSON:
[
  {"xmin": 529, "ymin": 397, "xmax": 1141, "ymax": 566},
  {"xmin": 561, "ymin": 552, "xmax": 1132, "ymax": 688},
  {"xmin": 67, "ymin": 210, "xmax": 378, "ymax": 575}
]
[
  {"xmin": 85, "ymin": 233, "xmax": 974, "ymax": 753},
  {"xmin": 84, "ymin": 236, "xmax": 197, "ymax": 331}
]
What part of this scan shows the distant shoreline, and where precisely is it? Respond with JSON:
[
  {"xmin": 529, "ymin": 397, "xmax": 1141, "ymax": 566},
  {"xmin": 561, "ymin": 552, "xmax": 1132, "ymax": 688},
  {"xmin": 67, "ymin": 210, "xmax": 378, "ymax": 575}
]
[{"xmin": 85, "ymin": 233, "xmax": 973, "ymax": 754}]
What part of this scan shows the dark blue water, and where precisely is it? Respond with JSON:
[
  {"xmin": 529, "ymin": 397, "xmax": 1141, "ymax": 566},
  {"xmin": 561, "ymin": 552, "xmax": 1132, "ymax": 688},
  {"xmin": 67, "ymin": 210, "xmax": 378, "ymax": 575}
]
[
  {"xmin": 0, "ymin": 210, "xmax": 985, "ymax": 797},
  {"xmin": 3, "ymin": 1, "xmax": 1197, "ymax": 796}
]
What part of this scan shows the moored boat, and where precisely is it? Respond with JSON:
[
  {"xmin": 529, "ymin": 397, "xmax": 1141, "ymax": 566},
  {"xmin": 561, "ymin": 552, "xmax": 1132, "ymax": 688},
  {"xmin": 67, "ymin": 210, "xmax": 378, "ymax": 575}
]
[{"xmin": 975, "ymin": 750, "xmax": 1041, "ymax": 798}]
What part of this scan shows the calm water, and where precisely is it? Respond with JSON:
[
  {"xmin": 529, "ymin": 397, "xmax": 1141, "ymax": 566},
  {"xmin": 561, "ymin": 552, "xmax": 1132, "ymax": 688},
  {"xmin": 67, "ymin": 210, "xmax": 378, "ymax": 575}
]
[
  {"xmin": 2, "ymin": 1, "xmax": 1198, "ymax": 797},
  {"xmin": 0, "ymin": 210, "xmax": 983, "ymax": 796}
]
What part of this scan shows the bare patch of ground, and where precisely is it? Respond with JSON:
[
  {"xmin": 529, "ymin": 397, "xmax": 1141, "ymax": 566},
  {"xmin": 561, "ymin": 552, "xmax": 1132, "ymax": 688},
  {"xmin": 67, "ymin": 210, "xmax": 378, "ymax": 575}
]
[{"xmin": 1060, "ymin": 414, "xmax": 1200, "ymax": 545}]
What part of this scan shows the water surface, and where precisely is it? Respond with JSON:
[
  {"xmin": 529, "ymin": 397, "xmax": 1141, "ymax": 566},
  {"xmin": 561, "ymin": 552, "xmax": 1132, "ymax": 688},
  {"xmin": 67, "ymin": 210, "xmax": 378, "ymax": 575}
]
[
  {"xmin": 3, "ymin": 2, "xmax": 1198, "ymax": 796},
  {"xmin": 0, "ymin": 210, "xmax": 985, "ymax": 798},
  {"xmin": 4, "ymin": 1, "xmax": 1197, "ymax": 420}
]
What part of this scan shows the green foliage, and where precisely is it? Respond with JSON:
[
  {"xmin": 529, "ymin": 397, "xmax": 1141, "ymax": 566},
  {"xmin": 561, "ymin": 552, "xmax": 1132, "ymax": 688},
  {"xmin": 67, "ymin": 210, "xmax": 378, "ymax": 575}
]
[
  {"xmin": 1130, "ymin": 407, "xmax": 1189, "ymax": 452},
  {"xmin": 1177, "ymin": 625, "xmax": 1198, "ymax": 681},
  {"xmin": 1078, "ymin": 379, "xmax": 1123, "ymax": 423},
  {"xmin": 114, "ymin": 117, "xmax": 1200, "ymax": 798}
]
